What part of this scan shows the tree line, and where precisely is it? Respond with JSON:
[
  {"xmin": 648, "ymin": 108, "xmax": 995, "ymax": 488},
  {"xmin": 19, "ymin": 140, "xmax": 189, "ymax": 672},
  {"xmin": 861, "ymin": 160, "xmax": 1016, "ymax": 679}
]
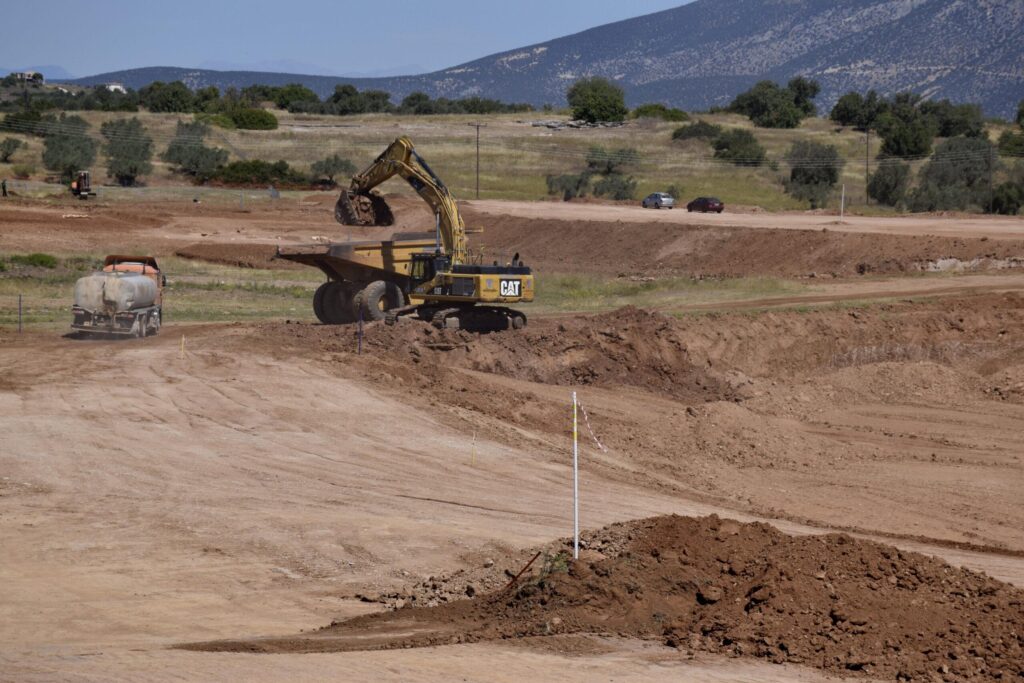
[
  {"xmin": 0, "ymin": 113, "xmax": 357, "ymax": 188},
  {"xmin": 0, "ymin": 79, "xmax": 536, "ymax": 120}
]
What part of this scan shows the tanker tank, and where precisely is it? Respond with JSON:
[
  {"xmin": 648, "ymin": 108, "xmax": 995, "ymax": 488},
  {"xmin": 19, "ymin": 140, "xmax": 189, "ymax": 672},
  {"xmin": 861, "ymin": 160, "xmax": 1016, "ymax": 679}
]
[
  {"xmin": 74, "ymin": 272, "xmax": 159, "ymax": 314},
  {"xmin": 71, "ymin": 257, "xmax": 163, "ymax": 337}
]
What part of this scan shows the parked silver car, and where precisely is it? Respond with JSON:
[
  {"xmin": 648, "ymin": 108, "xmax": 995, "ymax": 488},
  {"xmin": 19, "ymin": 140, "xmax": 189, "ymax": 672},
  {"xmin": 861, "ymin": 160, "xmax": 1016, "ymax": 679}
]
[{"xmin": 641, "ymin": 192, "xmax": 675, "ymax": 209}]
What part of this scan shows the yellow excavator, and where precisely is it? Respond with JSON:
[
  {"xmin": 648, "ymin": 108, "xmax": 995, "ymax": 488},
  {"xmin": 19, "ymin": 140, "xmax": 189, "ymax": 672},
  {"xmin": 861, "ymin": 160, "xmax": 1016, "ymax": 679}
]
[{"xmin": 277, "ymin": 136, "xmax": 533, "ymax": 330}]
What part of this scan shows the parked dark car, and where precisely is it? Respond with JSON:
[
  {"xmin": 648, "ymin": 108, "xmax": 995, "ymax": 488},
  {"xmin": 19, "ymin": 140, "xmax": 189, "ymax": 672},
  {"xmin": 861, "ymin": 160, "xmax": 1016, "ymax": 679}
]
[
  {"xmin": 641, "ymin": 192, "xmax": 675, "ymax": 209},
  {"xmin": 687, "ymin": 197, "xmax": 724, "ymax": 213}
]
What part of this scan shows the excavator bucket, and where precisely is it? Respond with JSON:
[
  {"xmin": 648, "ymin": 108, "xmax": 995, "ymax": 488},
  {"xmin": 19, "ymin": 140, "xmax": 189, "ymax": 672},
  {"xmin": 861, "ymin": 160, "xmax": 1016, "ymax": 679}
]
[{"xmin": 335, "ymin": 191, "xmax": 395, "ymax": 227}]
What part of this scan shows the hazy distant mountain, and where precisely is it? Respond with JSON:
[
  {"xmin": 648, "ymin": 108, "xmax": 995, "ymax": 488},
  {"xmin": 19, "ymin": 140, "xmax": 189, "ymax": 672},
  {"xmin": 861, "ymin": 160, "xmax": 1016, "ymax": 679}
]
[
  {"xmin": 60, "ymin": 0, "xmax": 1024, "ymax": 118},
  {"xmin": 194, "ymin": 59, "xmax": 428, "ymax": 78},
  {"xmin": 4, "ymin": 64, "xmax": 76, "ymax": 80}
]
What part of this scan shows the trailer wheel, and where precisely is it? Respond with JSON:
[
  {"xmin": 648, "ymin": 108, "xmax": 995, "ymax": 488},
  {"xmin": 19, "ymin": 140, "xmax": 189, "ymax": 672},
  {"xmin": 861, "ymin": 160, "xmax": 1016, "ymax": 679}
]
[{"xmin": 355, "ymin": 281, "xmax": 404, "ymax": 322}]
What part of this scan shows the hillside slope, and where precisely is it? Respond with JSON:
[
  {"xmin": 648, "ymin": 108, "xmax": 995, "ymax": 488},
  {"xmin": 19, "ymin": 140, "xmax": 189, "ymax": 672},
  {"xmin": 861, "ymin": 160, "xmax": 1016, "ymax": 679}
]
[{"xmin": 62, "ymin": 0, "xmax": 1024, "ymax": 118}]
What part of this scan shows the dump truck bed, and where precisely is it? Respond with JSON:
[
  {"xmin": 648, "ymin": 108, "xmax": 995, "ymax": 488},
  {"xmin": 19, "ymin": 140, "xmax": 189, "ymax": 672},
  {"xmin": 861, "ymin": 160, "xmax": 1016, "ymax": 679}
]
[{"xmin": 276, "ymin": 233, "xmax": 435, "ymax": 284}]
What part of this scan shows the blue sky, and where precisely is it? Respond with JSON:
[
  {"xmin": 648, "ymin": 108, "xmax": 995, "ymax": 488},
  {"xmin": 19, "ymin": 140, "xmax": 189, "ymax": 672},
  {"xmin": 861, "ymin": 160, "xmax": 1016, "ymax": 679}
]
[{"xmin": 2, "ymin": 0, "xmax": 692, "ymax": 78}]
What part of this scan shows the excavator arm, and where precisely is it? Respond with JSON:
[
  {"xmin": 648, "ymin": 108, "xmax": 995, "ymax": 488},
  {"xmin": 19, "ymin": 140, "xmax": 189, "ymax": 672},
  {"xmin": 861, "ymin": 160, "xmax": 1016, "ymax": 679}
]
[{"xmin": 335, "ymin": 136, "xmax": 468, "ymax": 265}]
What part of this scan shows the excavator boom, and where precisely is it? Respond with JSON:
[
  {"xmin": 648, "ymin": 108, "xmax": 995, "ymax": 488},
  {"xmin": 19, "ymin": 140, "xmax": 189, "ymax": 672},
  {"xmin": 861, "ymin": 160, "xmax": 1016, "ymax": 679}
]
[{"xmin": 336, "ymin": 136, "xmax": 468, "ymax": 264}]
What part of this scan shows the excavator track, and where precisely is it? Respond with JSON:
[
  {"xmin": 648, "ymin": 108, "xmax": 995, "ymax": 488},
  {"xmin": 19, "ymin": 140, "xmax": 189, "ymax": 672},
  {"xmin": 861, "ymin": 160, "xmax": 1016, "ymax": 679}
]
[{"xmin": 430, "ymin": 306, "xmax": 526, "ymax": 332}]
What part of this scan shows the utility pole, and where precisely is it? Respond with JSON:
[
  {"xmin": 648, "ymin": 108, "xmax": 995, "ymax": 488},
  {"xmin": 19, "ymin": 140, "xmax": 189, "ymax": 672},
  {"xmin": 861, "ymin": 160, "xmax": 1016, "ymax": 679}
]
[
  {"xmin": 468, "ymin": 123, "xmax": 486, "ymax": 199},
  {"xmin": 865, "ymin": 129, "xmax": 870, "ymax": 205},
  {"xmin": 989, "ymin": 146, "xmax": 995, "ymax": 214}
]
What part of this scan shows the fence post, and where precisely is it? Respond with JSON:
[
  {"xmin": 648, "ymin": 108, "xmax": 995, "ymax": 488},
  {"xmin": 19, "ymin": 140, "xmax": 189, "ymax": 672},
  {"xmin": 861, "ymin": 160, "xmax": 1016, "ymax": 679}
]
[
  {"xmin": 572, "ymin": 391, "xmax": 579, "ymax": 560},
  {"xmin": 357, "ymin": 306, "xmax": 363, "ymax": 355}
]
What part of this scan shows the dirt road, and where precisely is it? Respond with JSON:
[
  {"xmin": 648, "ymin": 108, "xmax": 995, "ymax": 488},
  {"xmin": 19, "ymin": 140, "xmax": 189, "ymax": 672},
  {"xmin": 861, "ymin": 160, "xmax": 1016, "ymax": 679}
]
[{"xmin": 468, "ymin": 199, "xmax": 1024, "ymax": 240}]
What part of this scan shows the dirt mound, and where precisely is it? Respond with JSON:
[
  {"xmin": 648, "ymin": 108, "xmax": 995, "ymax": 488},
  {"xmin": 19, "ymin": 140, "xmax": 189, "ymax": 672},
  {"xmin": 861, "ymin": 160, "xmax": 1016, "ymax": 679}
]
[
  {"xmin": 190, "ymin": 515, "xmax": 1024, "ymax": 680},
  {"xmin": 464, "ymin": 208, "xmax": 1024, "ymax": 278},
  {"xmin": 676, "ymin": 293, "xmax": 1024, "ymax": 377},
  {"xmin": 358, "ymin": 307, "xmax": 734, "ymax": 402},
  {"xmin": 175, "ymin": 242, "xmax": 303, "ymax": 270}
]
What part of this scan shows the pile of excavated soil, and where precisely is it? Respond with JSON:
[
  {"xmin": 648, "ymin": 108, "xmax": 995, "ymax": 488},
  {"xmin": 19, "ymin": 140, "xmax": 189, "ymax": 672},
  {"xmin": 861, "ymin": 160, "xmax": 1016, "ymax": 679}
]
[
  {"xmin": 255, "ymin": 294, "xmax": 1024, "ymax": 392},
  {"xmin": 464, "ymin": 209, "xmax": 1024, "ymax": 279},
  {"xmin": 192, "ymin": 515, "xmax": 1024, "ymax": 681},
  {"xmin": 266, "ymin": 307, "xmax": 735, "ymax": 403}
]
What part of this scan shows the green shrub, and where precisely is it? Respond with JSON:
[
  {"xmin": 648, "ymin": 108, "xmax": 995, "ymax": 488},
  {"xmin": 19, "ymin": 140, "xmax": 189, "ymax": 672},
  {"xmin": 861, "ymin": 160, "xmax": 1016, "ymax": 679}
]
[
  {"xmin": 919, "ymin": 99, "xmax": 983, "ymax": 138},
  {"xmin": 10, "ymin": 253, "xmax": 58, "ymax": 268},
  {"xmin": 991, "ymin": 182, "xmax": 1023, "ymax": 215},
  {"xmin": 631, "ymin": 103, "xmax": 688, "ymax": 122},
  {"xmin": 229, "ymin": 108, "xmax": 278, "ymax": 130},
  {"xmin": 0, "ymin": 137, "xmax": 23, "ymax": 162},
  {"xmin": 711, "ymin": 129, "xmax": 766, "ymax": 166},
  {"xmin": 585, "ymin": 146, "xmax": 639, "ymax": 175},
  {"xmin": 310, "ymin": 154, "xmax": 356, "ymax": 184},
  {"xmin": 195, "ymin": 113, "xmax": 237, "ymax": 129},
  {"xmin": 908, "ymin": 137, "xmax": 996, "ymax": 212},
  {"xmin": 213, "ymin": 159, "xmax": 307, "ymax": 186},
  {"xmin": 0, "ymin": 110, "xmax": 46, "ymax": 136},
  {"xmin": 867, "ymin": 159, "xmax": 911, "ymax": 206},
  {"xmin": 545, "ymin": 173, "xmax": 591, "ymax": 200},
  {"xmin": 998, "ymin": 130, "xmax": 1024, "ymax": 156},
  {"xmin": 11, "ymin": 163, "xmax": 34, "ymax": 179},
  {"xmin": 593, "ymin": 173, "xmax": 637, "ymax": 200},
  {"xmin": 162, "ymin": 121, "xmax": 228, "ymax": 182},
  {"xmin": 138, "ymin": 81, "xmax": 196, "ymax": 113},
  {"xmin": 672, "ymin": 121, "xmax": 722, "ymax": 141},
  {"xmin": 785, "ymin": 141, "xmax": 844, "ymax": 208}
]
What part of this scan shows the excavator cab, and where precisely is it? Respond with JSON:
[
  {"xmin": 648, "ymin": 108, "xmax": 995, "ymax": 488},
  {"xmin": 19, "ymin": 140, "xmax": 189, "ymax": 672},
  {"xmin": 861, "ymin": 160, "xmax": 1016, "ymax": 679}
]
[{"xmin": 409, "ymin": 252, "xmax": 446, "ymax": 287}]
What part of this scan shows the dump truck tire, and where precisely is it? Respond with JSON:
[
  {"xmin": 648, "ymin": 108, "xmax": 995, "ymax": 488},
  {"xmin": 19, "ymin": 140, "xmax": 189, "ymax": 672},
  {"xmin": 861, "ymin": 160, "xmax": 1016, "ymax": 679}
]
[
  {"xmin": 355, "ymin": 280, "xmax": 404, "ymax": 322},
  {"xmin": 323, "ymin": 281, "xmax": 357, "ymax": 324},
  {"xmin": 313, "ymin": 282, "xmax": 332, "ymax": 324}
]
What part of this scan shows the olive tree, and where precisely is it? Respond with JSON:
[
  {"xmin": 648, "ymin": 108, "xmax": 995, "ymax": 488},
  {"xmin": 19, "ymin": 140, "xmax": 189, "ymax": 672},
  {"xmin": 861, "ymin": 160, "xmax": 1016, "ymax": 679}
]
[
  {"xmin": 42, "ymin": 115, "xmax": 96, "ymax": 182},
  {"xmin": 784, "ymin": 140, "xmax": 844, "ymax": 208},
  {"xmin": 566, "ymin": 77, "xmax": 628, "ymax": 123},
  {"xmin": 0, "ymin": 137, "xmax": 23, "ymax": 162},
  {"xmin": 101, "ymin": 118, "xmax": 153, "ymax": 186}
]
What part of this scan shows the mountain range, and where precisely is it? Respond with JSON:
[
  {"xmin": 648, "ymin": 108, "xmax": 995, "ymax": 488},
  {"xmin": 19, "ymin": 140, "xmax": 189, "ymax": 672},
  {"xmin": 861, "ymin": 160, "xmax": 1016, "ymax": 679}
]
[{"xmin": 55, "ymin": 0, "xmax": 1024, "ymax": 118}]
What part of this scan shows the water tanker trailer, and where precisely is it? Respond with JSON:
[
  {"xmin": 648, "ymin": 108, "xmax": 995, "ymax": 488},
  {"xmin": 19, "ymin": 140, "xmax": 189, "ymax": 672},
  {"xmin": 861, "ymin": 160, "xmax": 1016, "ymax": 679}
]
[{"xmin": 71, "ymin": 255, "xmax": 165, "ymax": 337}]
